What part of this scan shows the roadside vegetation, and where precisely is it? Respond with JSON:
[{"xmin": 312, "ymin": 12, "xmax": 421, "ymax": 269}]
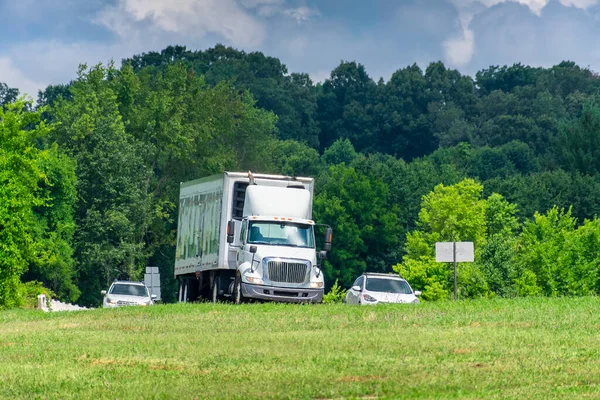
[
  {"xmin": 2, "ymin": 298, "xmax": 600, "ymax": 399},
  {"xmin": 3, "ymin": 46, "xmax": 600, "ymax": 307}
]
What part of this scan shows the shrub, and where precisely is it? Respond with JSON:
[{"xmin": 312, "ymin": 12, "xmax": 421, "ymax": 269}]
[
  {"xmin": 323, "ymin": 279, "xmax": 347, "ymax": 304},
  {"xmin": 22, "ymin": 281, "xmax": 55, "ymax": 309}
]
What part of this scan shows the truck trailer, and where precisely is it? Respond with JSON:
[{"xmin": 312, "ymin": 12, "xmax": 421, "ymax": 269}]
[{"xmin": 174, "ymin": 172, "xmax": 332, "ymax": 303}]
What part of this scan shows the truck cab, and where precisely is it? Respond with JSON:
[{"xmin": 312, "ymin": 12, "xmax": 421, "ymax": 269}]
[{"xmin": 232, "ymin": 216, "xmax": 325, "ymax": 302}]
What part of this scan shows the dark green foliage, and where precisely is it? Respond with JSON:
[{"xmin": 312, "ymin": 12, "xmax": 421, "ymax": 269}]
[
  {"xmin": 123, "ymin": 45, "xmax": 319, "ymax": 147},
  {"xmin": 0, "ymin": 101, "xmax": 75, "ymax": 308},
  {"xmin": 314, "ymin": 164, "xmax": 403, "ymax": 288},
  {"xmin": 0, "ymin": 83, "xmax": 19, "ymax": 107},
  {"xmin": 8, "ymin": 46, "xmax": 600, "ymax": 307}
]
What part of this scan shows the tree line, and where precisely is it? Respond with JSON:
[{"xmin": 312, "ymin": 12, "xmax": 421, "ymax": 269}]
[{"xmin": 2, "ymin": 44, "xmax": 600, "ymax": 307}]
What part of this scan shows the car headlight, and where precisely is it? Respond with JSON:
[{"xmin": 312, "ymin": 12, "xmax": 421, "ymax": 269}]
[
  {"xmin": 412, "ymin": 298, "xmax": 420, "ymax": 304},
  {"xmin": 362, "ymin": 294, "xmax": 377, "ymax": 302},
  {"xmin": 309, "ymin": 282, "xmax": 324, "ymax": 288},
  {"xmin": 106, "ymin": 297, "xmax": 117, "ymax": 304}
]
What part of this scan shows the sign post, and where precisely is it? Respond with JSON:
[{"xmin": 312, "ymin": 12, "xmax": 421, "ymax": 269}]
[{"xmin": 435, "ymin": 241, "xmax": 474, "ymax": 300}]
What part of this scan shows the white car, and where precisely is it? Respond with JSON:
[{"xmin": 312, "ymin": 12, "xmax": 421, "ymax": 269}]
[
  {"xmin": 101, "ymin": 280, "xmax": 156, "ymax": 308},
  {"xmin": 344, "ymin": 273, "xmax": 421, "ymax": 305}
]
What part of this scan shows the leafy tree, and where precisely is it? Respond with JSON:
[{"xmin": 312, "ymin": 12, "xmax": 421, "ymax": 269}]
[
  {"xmin": 124, "ymin": 45, "xmax": 318, "ymax": 147},
  {"xmin": 23, "ymin": 145, "xmax": 78, "ymax": 302},
  {"xmin": 0, "ymin": 83, "xmax": 19, "ymax": 107},
  {"xmin": 553, "ymin": 102, "xmax": 600, "ymax": 176},
  {"xmin": 514, "ymin": 207, "xmax": 597, "ymax": 296},
  {"xmin": 394, "ymin": 179, "xmax": 500, "ymax": 300},
  {"xmin": 314, "ymin": 164, "xmax": 402, "ymax": 288},
  {"xmin": 51, "ymin": 64, "xmax": 152, "ymax": 306},
  {"xmin": 317, "ymin": 61, "xmax": 377, "ymax": 152},
  {"xmin": 265, "ymin": 139, "xmax": 321, "ymax": 177},
  {"xmin": 0, "ymin": 101, "xmax": 69, "ymax": 307},
  {"xmin": 322, "ymin": 138, "xmax": 358, "ymax": 166}
]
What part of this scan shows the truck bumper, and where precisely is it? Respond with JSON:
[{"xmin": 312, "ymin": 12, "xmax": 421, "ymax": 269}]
[{"xmin": 241, "ymin": 283, "xmax": 323, "ymax": 303}]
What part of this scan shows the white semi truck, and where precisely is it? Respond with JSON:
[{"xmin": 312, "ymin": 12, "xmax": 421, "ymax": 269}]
[{"xmin": 174, "ymin": 172, "xmax": 332, "ymax": 303}]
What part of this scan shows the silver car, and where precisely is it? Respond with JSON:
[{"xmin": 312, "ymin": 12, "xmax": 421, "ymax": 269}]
[
  {"xmin": 101, "ymin": 280, "xmax": 156, "ymax": 308},
  {"xmin": 344, "ymin": 273, "xmax": 421, "ymax": 305}
]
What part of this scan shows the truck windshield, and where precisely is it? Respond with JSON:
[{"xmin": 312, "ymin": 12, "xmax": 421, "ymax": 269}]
[{"xmin": 248, "ymin": 221, "xmax": 315, "ymax": 248}]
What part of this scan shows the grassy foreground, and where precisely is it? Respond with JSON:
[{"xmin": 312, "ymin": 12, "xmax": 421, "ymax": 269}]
[{"xmin": 2, "ymin": 298, "xmax": 600, "ymax": 399}]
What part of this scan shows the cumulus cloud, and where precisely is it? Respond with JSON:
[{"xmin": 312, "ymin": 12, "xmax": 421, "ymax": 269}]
[
  {"xmin": 0, "ymin": 57, "xmax": 44, "ymax": 100},
  {"xmin": 443, "ymin": 0, "xmax": 600, "ymax": 66},
  {"xmin": 96, "ymin": 0, "xmax": 268, "ymax": 47},
  {"xmin": 283, "ymin": 6, "xmax": 321, "ymax": 24}
]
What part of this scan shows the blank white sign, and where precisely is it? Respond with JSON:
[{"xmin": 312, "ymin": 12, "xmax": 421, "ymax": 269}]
[{"xmin": 435, "ymin": 242, "xmax": 474, "ymax": 262}]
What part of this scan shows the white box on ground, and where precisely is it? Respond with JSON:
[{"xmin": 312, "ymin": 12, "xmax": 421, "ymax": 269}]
[{"xmin": 435, "ymin": 242, "xmax": 474, "ymax": 262}]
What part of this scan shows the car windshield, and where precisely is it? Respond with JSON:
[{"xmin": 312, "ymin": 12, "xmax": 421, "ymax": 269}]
[
  {"xmin": 109, "ymin": 284, "xmax": 148, "ymax": 297},
  {"xmin": 247, "ymin": 221, "xmax": 315, "ymax": 248},
  {"xmin": 366, "ymin": 278, "xmax": 412, "ymax": 294}
]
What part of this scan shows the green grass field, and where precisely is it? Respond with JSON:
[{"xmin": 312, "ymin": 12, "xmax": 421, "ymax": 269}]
[{"xmin": 2, "ymin": 298, "xmax": 600, "ymax": 399}]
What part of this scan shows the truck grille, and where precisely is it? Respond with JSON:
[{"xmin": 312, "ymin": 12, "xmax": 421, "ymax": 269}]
[{"xmin": 267, "ymin": 261, "xmax": 309, "ymax": 284}]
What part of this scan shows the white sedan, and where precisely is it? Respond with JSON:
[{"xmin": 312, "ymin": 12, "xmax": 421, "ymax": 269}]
[{"xmin": 345, "ymin": 273, "xmax": 421, "ymax": 305}]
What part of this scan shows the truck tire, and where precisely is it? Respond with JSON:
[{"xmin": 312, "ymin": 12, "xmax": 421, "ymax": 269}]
[
  {"xmin": 233, "ymin": 272, "xmax": 244, "ymax": 305},
  {"xmin": 211, "ymin": 279, "xmax": 218, "ymax": 303}
]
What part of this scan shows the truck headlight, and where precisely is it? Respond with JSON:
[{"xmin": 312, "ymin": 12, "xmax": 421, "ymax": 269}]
[
  {"xmin": 246, "ymin": 276, "xmax": 263, "ymax": 285},
  {"xmin": 309, "ymin": 282, "xmax": 324, "ymax": 288}
]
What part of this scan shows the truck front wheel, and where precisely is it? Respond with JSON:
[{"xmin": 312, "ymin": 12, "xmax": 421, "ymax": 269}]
[{"xmin": 233, "ymin": 272, "xmax": 244, "ymax": 305}]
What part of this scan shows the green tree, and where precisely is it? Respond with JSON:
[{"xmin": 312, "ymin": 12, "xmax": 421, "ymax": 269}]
[
  {"xmin": 112, "ymin": 63, "xmax": 276, "ymax": 302},
  {"xmin": 394, "ymin": 179, "xmax": 493, "ymax": 300},
  {"xmin": 0, "ymin": 101, "xmax": 67, "ymax": 307},
  {"xmin": 51, "ymin": 64, "xmax": 152, "ymax": 306},
  {"xmin": 124, "ymin": 45, "xmax": 318, "ymax": 147},
  {"xmin": 514, "ymin": 207, "xmax": 598, "ymax": 296},
  {"xmin": 314, "ymin": 164, "xmax": 402, "ymax": 288},
  {"xmin": 23, "ymin": 145, "xmax": 79, "ymax": 302},
  {"xmin": 0, "ymin": 83, "xmax": 19, "ymax": 107},
  {"xmin": 553, "ymin": 102, "xmax": 600, "ymax": 176},
  {"xmin": 317, "ymin": 61, "xmax": 377, "ymax": 152}
]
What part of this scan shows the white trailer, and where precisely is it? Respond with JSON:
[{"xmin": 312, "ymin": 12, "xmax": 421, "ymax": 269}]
[{"xmin": 175, "ymin": 172, "xmax": 332, "ymax": 303}]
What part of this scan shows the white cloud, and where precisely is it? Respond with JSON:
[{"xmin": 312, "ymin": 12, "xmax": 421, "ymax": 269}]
[
  {"xmin": 96, "ymin": 0, "xmax": 268, "ymax": 47},
  {"xmin": 444, "ymin": 0, "xmax": 600, "ymax": 66},
  {"xmin": 443, "ymin": 24, "xmax": 475, "ymax": 67},
  {"xmin": 283, "ymin": 6, "xmax": 321, "ymax": 24},
  {"xmin": 0, "ymin": 57, "xmax": 44, "ymax": 100}
]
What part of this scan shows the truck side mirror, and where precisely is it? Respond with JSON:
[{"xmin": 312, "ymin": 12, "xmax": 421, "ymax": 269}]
[
  {"xmin": 227, "ymin": 220, "xmax": 235, "ymax": 244},
  {"xmin": 324, "ymin": 227, "xmax": 332, "ymax": 252},
  {"xmin": 319, "ymin": 250, "xmax": 327, "ymax": 260},
  {"xmin": 249, "ymin": 245, "xmax": 257, "ymax": 254}
]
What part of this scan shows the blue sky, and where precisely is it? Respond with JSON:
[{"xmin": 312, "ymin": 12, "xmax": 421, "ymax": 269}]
[{"xmin": 2, "ymin": 0, "xmax": 600, "ymax": 97}]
